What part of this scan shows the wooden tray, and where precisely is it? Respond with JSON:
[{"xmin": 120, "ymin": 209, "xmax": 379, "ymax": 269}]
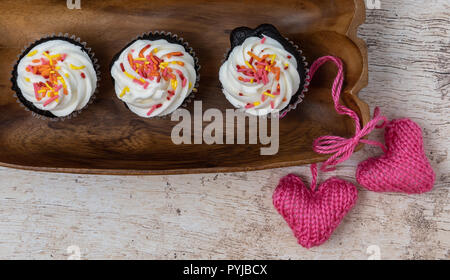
[{"xmin": 0, "ymin": 0, "xmax": 369, "ymax": 175}]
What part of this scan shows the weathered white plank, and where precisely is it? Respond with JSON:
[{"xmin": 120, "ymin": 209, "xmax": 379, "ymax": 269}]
[{"xmin": 0, "ymin": 0, "xmax": 449, "ymax": 259}]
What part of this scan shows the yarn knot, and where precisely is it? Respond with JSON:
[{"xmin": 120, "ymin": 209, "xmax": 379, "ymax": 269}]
[{"xmin": 313, "ymin": 108, "xmax": 387, "ymax": 171}]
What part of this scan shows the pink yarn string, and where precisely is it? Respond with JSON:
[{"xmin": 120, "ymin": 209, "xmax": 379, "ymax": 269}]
[
  {"xmin": 310, "ymin": 163, "xmax": 318, "ymax": 191},
  {"xmin": 308, "ymin": 56, "xmax": 388, "ymax": 172}
]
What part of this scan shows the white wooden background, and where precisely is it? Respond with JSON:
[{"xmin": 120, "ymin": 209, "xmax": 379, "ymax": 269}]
[{"xmin": 0, "ymin": 0, "xmax": 448, "ymax": 260}]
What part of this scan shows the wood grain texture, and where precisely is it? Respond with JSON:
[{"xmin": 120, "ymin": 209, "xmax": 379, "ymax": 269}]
[
  {"xmin": 0, "ymin": 0, "xmax": 369, "ymax": 174},
  {"xmin": 0, "ymin": 0, "xmax": 449, "ymax": 259}
]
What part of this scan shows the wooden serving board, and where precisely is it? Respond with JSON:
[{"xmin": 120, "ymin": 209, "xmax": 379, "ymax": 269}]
[{"xmin": 0, "ymin": 0, "xmax": 369, "ymax": 175}]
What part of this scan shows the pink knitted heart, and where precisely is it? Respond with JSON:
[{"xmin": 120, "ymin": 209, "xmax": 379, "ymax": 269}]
[
  {"xmin": 273, "ymin": 165, "xmax": 358, "ymax": 248},
  {"xmin": 273, "ymin": 56, "xmax": 435, "ymax": 249},
  {"xmin": 356, "ymin": 119, "xmax": 435, "ymax": 194}
]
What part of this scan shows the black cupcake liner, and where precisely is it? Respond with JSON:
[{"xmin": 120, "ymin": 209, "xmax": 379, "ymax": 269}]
[
  {"xmin": 223, "ymin": 24, "xmax": 310, "ymax": 118},
  {"xmin": 110, "ymin": 31, "xmax": 201, "ymax": 119},
  {"xmin": 10, "ymin": 33, "xmax": 100, "ymax": 121}
]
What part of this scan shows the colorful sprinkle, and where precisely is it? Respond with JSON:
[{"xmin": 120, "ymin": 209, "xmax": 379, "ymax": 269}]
[
  {"xmin": 270, "ymin": 55, "xmax": 276, "ymax": 64},
  {"xmin": 119, "ymin": 86, "xmax": 130, "ymax": 98},
  {"xmin": 123, "ymin": 71, "xmax": 137, "ymax": 80},
  {"xmin": 149, "ymin": 53, "xmax": 159, "ymax": 64},
  {"xmin": 69, "ymin": 64, "xmax": 86, "ymax": 70},
  {"xmin": 247, "ymin": 51, "xmax": 262, "ymax": 62},
  {"xmin": 33, "ymin": 83, "xmax": 40, "ymax": 100},
  {"xmin": 42, "ymin": 52, "xmax": 53, "ymax": 65},
  {"xmin": 166, "ymin": 52, "xmax": 183, "ymax": 58},
  {"xmin": 139, "ymin": 44, "xmax": 151, "ymax": 58},
  {"xmin": 159, "ymin": 62, "xmax": 169, "ymax": 69},
  {"xmin": 147, "ymin": 103, "xmax": 162, "ymax": 116},
  {"xmin": 272, "ymin": 67, "xmax": 280, "ymax": 81},
  {"xmin": 244, "ymin": 60, "xmax": 254, "ymax": 70},
  {"xmin": 27, "ymin": 50, "xmax": 38, "ymax": 57},
  {"xmin": 43, "ymin": 95, "xmax": 59, "ymax": 107},
  {"xmin": 263, "ymin": 91, "xmax": 275, "ymax": 98},
  {"xmin": 128, "ymin": 53, "xmax": 136, "ymax": 70},
  {"xmin": 57, "ymin": 76, "xmax": 68, "ymax": 95},
  {"xmin": 133, "ymin": 78, "xmax": 145, "ymax": 86},
  {"xmin": 171, "ymin": 79, "xmax": 178, "ymax": 90}
]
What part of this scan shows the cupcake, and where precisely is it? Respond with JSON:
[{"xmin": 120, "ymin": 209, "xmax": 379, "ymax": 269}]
[
  {"xmin": 219, "ymin": 24, "xmax": 308, "ymax": 116},
  {"xmin": 11, "ymin": 35, "xmax": 98, "ymax": 119},
  {"xmin": 110, "ymin": 32, "xmax": 199, "ymax": 118}
]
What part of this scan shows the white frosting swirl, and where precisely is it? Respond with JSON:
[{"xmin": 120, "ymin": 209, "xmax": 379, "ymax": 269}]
[
  {"xmin": 111, "ymin": 39, "xmax": 197, "ymax": 118},
  {"xmin": 16, "ymin": 39, "xmax": 97, "ymax": 117},
  {"xmin": 219, "ymin": 35, "xmax": 301, "ymax": 116}
]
